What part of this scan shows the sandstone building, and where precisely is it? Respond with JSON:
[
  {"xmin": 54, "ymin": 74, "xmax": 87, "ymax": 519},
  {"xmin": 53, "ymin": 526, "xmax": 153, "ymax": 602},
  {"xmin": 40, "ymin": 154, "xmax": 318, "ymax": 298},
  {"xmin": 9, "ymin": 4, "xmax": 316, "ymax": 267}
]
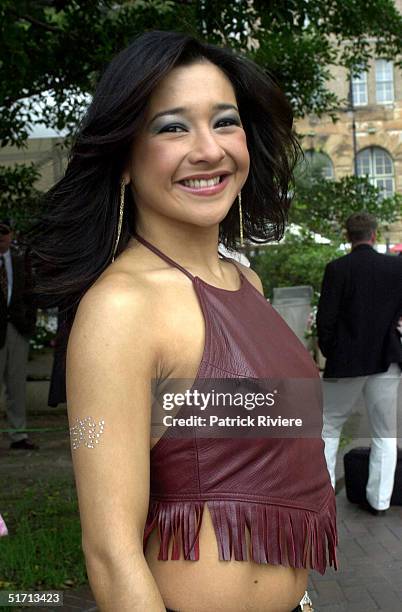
[{"xmin": 296, "ymin": 0, "xmax": 402, "ymax": 244}]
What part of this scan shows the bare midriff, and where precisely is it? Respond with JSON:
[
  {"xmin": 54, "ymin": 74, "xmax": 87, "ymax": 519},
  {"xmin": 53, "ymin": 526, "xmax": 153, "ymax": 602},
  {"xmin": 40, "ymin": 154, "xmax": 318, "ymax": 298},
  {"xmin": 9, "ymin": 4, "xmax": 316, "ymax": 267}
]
[{"xmin": 145, "ymin": 502, "xmax": 308, "ymax": 612}]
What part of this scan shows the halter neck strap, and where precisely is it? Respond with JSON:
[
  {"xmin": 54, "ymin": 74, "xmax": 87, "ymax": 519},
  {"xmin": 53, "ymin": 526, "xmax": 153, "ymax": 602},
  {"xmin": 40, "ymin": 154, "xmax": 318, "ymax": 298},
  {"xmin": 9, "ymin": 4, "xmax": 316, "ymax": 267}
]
[
  {"xmin": 134, "ymin": 233, "xmax": 244, "ymax": 289},
  {"xmin": 135, "ymin": 234, "xmax": 195, "ymax": 281}
]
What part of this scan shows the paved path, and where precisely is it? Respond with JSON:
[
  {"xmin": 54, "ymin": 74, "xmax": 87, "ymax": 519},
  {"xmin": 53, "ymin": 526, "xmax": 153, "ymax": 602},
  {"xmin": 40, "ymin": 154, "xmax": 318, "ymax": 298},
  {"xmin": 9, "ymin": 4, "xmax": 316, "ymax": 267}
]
[{"xmin": 310, "ymin": 487, "xmax": 402, "ymax": 611}]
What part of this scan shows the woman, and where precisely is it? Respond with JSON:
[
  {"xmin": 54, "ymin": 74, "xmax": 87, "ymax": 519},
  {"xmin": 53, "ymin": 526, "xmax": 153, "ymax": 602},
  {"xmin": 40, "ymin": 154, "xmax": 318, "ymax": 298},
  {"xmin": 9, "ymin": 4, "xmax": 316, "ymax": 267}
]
[{"xmin": 30, "ymin": 31, "xmax": 336, "ymax": 612}]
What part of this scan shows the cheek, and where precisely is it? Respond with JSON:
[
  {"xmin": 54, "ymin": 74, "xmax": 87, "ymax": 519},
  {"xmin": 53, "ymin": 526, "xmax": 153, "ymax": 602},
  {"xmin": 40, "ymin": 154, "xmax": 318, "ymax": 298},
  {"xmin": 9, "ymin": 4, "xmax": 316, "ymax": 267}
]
[
  {"xmin": 232, "ymin": 131, "xmax": 250, "ymax": 174},
  {"xmin": 132, "ymin": 141, "xmax": 181, "ymax": 185}
]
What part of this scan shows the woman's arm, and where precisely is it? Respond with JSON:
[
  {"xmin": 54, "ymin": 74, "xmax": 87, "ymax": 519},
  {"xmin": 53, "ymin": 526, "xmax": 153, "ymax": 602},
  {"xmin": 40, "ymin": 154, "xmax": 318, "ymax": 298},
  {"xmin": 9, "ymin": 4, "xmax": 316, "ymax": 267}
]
[{"xmin": 66, "ymin": 278, "xmax": 165, "ymax": 612}]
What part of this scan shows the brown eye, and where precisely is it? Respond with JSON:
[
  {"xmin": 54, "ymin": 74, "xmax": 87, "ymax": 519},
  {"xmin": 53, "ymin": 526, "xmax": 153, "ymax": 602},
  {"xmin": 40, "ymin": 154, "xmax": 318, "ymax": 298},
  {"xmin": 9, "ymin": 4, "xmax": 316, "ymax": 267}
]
[
  {"xmin": 215, "ymin": 117, "xmax": 241, "ymax": 128},
  {"xmin": 158, "ymin": 124, "xmax": 187, "ymax": 133}
]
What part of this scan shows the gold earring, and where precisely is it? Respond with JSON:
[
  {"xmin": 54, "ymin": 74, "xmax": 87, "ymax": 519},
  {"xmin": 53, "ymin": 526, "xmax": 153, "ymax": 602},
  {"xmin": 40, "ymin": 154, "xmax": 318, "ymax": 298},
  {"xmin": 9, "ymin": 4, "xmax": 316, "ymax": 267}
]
[
  {"xmin": 112, "ymin": 179, "xmax": 126, "ymax": 262},
  {"xmin": 238, "ymin": 191, "xmax": 244, "ymax": 247}
]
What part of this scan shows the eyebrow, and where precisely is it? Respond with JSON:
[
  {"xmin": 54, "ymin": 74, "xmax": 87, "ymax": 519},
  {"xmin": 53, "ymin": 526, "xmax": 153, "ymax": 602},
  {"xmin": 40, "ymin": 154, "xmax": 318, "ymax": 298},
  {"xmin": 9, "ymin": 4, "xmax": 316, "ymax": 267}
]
[{"xmin": 149, "ymin": 103, "xmax": 240, "ymax": 124}]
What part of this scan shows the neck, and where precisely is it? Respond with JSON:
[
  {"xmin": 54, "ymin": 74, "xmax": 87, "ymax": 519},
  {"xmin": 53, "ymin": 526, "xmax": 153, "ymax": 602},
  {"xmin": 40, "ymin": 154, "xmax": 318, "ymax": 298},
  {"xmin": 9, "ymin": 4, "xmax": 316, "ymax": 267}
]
[
  {"xmin": 132, "ymin": 217, "xmax": 225, "ymax": 274},
  {"xmin": 351, "ymin": 240, "xmax": 374, "ymax": 249}
]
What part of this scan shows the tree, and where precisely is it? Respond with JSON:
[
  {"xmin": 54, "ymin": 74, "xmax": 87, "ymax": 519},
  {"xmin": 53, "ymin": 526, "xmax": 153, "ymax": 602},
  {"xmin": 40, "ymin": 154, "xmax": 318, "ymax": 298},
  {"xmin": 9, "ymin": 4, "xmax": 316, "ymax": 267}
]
[
  {"xmin": 0, "ymin": 164, "xmax": 41, "ymax": 234},
  {"xmin": 290, "ymin": 162, "xmax": 402, "ymax": 244},
  {"xmin": 1, "ymin": 0, "xmax": 402, "ymax": 148},
  {"xmin": 1, "ymin": 0, "xmax": 402, "ymax": 228},
  {"xmin": 250, "ymin": 234, "xmax": 343, "ymax": 300},
  {"xmin": 200, "ymin": 0, "xmax": 402, "ymax": 119},
  {"xmin": 1, "ymin": 0, "xmax": 189, "ymax": 226},
  {"xmin": 0, "ymin": 0, "xmax": 187, "ymax": 148},
  {"xmin": 250, "ymin": 156, "xmax": 402, "ymax": 300}
]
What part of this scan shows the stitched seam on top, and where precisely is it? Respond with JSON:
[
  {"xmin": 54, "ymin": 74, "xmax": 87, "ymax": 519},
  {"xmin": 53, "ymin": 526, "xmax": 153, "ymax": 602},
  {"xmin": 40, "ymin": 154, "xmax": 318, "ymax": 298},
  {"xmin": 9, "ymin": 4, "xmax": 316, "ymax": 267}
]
[
  {"xmin": 149, "ymin": 494, "xmax": 320, "ymax": 513},
  {"xmin": 201, "ymin": 361, "xmax": 256, "ymax": 378}
]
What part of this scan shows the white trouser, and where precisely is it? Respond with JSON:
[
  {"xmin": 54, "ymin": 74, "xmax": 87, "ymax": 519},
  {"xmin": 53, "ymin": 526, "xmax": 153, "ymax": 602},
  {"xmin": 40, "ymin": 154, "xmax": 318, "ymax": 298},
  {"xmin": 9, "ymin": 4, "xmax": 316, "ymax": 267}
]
[{"xmin": 322, "ymin": 363, "xmax": 401, "ymax": 510}]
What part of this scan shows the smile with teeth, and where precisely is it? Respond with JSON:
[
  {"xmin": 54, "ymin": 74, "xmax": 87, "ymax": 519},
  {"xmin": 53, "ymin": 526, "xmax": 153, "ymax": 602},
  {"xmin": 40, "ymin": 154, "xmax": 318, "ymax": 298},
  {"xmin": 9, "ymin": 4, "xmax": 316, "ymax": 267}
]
[{"xmin": 181, "ymin": 176, "xmax": 222, "ymax": 189}]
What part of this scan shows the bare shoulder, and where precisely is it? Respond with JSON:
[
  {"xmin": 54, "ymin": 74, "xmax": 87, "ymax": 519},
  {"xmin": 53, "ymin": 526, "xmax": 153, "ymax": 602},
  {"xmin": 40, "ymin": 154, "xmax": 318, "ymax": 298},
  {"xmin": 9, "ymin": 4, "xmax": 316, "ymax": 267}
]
[
  {"xmin": 225, "ymin": 257, "xmax": 264, "ymax": 296},
  {"xmin": 67, "ymin": 267, "xmax": 159, "ymax": 404},
  {"xmin": 72, "ymin": 266, "xmax": 159, "ymax": 345},
  {"xmin": 76, "ymin": 270, "xmax": 150, "ymax": 324},
  {"xmin": 67, "ymin": 268, "xmax": 163, "ymax": 405}
]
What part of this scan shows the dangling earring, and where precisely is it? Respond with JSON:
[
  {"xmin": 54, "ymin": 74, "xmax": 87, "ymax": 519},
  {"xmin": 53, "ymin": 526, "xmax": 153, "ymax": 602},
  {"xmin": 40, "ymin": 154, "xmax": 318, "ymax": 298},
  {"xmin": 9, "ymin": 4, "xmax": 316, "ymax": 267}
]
[
  {"xmin": 238, "ymin": 191, "xmax": 244, "ymax": 247},
  {"xmin": 112, "ymin": 179, "xmax": 126, "ymax": 262}
]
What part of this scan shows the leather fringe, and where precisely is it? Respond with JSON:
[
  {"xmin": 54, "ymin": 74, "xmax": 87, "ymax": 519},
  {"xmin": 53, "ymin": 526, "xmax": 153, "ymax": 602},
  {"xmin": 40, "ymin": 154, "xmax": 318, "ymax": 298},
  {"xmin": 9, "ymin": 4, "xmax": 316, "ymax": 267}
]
[{"xmin": 144, "ymin": 496, "xmax": 337, "ymax": 574}]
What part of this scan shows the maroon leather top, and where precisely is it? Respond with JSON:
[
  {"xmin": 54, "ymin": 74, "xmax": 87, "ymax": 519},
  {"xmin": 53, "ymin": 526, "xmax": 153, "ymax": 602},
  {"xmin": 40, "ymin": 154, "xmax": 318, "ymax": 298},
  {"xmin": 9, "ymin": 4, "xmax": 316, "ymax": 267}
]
[{"xmin": 138, "ymin": 234, "xmax": 337, "ymax": 574}]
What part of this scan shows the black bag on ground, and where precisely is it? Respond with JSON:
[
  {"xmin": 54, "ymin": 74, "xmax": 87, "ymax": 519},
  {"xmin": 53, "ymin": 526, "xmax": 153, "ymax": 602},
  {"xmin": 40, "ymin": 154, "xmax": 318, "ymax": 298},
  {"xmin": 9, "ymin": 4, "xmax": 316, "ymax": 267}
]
[{"xmin": 343, "ymin": 447, "xmax": 402, "ymax": 505}]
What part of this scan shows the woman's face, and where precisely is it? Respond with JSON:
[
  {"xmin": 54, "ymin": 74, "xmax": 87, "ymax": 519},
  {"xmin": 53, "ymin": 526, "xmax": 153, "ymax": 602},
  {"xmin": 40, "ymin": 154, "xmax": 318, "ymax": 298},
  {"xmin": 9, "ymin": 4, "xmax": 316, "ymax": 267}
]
[{"xmin": 127, "ymin": 61, "xmax": 250, "ymax": 230}]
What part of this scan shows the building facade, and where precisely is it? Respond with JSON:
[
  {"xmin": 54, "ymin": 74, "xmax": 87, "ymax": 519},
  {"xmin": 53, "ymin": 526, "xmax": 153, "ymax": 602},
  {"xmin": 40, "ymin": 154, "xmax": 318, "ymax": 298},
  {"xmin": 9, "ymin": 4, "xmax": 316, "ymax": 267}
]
[
  {"xmin": 296, "ymin": 0, "xmax": 402, "ymax": 244},
  {"xmin": 0, "ymin": 137, "xmax": 66, "ymax": 193}
]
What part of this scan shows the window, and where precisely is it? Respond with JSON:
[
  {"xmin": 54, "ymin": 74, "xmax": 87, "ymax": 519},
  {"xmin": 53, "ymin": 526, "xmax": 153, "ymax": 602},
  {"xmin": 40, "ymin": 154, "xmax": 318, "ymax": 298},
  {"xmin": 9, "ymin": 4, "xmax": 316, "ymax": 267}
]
[
  {"xmin": 304, "ymin": 150, "xmax": 334, "ymax": 179},
  {"xmin": 356, "ymin": 147, "xmax": 394, "ymax": 197},
  {"xmin": 375, "ymin": 59, "xmax": 394, "ymax": 103},
  {"xmin": 351, "ymin": 70, "xmax": 368, "ymax": 106}
]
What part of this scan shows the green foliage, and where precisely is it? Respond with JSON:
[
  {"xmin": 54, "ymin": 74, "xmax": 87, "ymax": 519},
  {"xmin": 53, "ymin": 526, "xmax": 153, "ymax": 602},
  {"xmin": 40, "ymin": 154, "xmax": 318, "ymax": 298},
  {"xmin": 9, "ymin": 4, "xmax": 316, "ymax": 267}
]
[
  {"xmin": 250, "ymin": 152, "xmax": 401, "ymax": 335},
  {"xmin": 1, "ymin": 0, "xmax": 402, "ymax": 148},
  {"xmin": 251, "ymin": 157, "xmax": 401, "ymax": 303},
  {"xmin": 291, "ymin": 166, "xmax": 402, "ymax": 244},
  {"xmin": 187, "ymin": 0, "xmax": 402, "ymax": 118},
  {"xmin": 250, "ymin": 234, "xmax": 344, "ymax": 300},
  {"xmin": 1, "ymin": 1, "xmax": 401, "ymax": 231},
  {"xmin": 0, "ymin": 0, "xmax": 194, "ymax": 148},
  {"xmin": 0, "ymin": 164, "xmax": 42, "ymax": 234}
]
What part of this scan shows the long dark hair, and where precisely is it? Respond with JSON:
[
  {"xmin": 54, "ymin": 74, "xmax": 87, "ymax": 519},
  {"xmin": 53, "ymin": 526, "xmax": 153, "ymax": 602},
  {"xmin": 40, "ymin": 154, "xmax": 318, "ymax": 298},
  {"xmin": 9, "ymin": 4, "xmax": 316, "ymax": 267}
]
[{"xmin": 28, "ymin": 30, "xmax": 299, "ymax": 328}]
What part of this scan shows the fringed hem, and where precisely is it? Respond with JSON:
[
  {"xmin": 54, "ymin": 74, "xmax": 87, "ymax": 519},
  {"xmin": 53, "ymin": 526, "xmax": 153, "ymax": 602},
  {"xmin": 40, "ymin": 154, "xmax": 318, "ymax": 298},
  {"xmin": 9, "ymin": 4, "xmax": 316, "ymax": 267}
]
[
  {"xmin": 143, "ymin": 495, "xmax": 337, "ymax": 574},
  {"xmin": 144, "ymin": 500, "xmax": 205, "ymax": 561}
]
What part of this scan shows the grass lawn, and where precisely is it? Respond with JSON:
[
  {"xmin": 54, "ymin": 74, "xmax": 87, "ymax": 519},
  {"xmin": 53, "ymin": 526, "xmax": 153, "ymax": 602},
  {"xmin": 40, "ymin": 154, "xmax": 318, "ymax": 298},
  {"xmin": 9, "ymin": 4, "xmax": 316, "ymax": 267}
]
[{"xmin": 0, "ymin": 476, "xmax": 87, "ymax": 592}]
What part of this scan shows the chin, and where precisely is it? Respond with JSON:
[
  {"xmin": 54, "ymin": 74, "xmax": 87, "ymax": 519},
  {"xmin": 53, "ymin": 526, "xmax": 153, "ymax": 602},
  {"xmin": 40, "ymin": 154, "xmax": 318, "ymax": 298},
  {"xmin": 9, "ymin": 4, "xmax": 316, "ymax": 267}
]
[
  {"xmin": 183, "ymin": 204, "xmax": 234, "ymax": 227},
  {"xmin": 186, "ymin": 215, "xmax": 229, "ymax": 230}
]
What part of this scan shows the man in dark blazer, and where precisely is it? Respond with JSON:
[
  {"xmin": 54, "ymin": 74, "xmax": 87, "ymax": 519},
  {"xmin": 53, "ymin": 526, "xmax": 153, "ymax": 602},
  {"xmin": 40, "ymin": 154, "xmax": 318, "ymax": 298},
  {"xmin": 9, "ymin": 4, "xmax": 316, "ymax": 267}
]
[
  {"xmin": 317, "ymin": 212, "xmax": 402, "ymax": 514},
  {"xmin": 0, "ymin": 218, "xmax": 38, "ymax": 450}
]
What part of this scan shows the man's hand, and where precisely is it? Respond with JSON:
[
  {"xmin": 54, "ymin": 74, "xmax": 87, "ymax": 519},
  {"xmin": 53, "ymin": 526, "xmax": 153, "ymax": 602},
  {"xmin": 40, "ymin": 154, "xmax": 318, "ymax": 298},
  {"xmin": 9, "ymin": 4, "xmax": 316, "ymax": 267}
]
[{"xmin": 397, "ymin": 317, "xmax": 402, "ymax": 336}]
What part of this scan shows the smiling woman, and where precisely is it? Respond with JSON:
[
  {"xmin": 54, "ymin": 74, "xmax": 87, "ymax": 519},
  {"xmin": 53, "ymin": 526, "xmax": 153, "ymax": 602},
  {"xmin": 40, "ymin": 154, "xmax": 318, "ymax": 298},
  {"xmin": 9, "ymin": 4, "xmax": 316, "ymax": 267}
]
[
  {"xmin": 28, "ymin": 31, "xmax": 336, "ymax": 612},
  {"xmin": 126, "ymin": 61, "xmax": 249, "ymax": 233}
]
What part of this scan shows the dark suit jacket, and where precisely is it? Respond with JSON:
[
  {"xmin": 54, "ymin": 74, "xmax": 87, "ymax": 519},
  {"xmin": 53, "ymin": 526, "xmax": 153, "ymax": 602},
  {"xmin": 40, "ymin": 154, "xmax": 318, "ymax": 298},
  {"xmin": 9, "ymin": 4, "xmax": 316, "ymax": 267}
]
[
  {"xmin": 316, "ymin": 244, "xmax": 402, "ymax": 378},
  {"xmin": 0, "ymin": 246, "xmax": 37, "ymax": 348}
]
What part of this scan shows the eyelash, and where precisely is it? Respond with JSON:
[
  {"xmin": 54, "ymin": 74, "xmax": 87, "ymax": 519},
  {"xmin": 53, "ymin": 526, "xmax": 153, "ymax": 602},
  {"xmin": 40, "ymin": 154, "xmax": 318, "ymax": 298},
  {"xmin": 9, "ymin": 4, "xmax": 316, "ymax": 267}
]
[{"xmin": 158, "ymin": 117, "xmax": 241, "ymax": 133}]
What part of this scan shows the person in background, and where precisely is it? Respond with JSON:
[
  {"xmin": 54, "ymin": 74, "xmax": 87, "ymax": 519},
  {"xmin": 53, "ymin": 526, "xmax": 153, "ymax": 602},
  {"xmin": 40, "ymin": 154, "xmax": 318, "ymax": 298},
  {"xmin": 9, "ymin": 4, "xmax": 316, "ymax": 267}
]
[
  {"xmin": 317, "ymin": 211, "xmax": 402, "ymax": 515},
  {"xmin": 0, "ymin": 218, "xmax": 38, "ymax": 450}
]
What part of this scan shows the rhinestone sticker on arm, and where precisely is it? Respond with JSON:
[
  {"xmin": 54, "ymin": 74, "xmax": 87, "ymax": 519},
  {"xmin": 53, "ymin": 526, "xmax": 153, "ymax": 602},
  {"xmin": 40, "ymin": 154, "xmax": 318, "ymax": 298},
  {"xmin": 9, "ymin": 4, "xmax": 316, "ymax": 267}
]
[{"xmin": 70, "ymin": 416, "xmax": 105, "ymax": 450}]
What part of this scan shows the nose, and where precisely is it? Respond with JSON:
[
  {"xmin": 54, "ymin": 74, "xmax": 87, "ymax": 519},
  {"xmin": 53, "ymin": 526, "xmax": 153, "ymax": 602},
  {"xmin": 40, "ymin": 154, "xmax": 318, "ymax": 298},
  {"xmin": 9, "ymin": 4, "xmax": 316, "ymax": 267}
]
[{"xmin": 187, "ymin": 129, "xmax": 226, "ymax": 165}]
